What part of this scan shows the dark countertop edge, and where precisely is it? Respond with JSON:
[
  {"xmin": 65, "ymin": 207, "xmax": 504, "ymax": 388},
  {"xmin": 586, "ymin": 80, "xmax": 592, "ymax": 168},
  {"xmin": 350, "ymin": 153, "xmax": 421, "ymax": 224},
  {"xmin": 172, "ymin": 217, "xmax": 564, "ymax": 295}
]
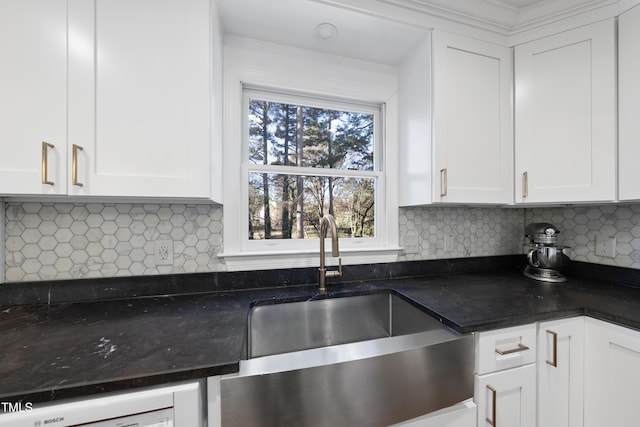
[
  {"xmin": 454, "ymin": 308, "xmax": 587, "ymax": 334},
  {"xmin": 3, "ymin": 362, "xmax": 239, "ymax": 404}
]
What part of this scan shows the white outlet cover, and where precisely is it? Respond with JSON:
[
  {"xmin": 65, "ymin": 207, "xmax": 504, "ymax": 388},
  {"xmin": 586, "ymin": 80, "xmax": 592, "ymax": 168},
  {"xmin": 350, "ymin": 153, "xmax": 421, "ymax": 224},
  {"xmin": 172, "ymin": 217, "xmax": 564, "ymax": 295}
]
[
  {"xmin": 595, "ymin": 235, "xmax": 616, "ymax": 258},
  {"xmin": 444, "ymin": 233, "xmax": 455, "ymax": 252},
  {"xmin": 154, "ymin": 240, "xmax": 174, "ymax": 265},
  {"xmin": 403, "ymin": 234, "xmax": 419, "ymax": 254}
]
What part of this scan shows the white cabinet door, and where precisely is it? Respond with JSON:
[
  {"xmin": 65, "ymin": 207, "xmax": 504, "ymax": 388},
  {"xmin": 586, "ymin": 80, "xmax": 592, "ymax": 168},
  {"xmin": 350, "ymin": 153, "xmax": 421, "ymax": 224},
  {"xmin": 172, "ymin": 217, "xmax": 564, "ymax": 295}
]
[
  {"xmin": 432, "ymin": 31, "xmax": 513, "ymax": 204},
  {"xmin": 475, "ymin": 364, "xmax": 536, "ymax": 427},
  {"xmin": 618, "ymin": 4, "xmax": 640, "ymax": 201},
  {"xmin": 514, "ymin": 19, "xmax": 616, "ymax": 204},
  {"xmin": 537, "ymin": 317, "xmax": 584, "ymax": 427},
  {"xmin": 0, "ymin": 0, "xmax": 67, "ymax": 195},
  {"xmin": 68, "ymin": 0, "xmax": 211, "ymax": 198},
  {"xmin": 585, "ymin": 318, "xmax": 640, "ymax": 427}
]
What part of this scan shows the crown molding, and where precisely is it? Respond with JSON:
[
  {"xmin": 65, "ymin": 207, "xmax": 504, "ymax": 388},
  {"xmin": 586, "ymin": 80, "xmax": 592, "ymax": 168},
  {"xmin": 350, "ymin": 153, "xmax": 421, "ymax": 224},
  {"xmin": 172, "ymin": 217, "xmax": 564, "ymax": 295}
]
[{"xmin": 313, "ymin": 0, "xmax": 636, "ymax": 45}]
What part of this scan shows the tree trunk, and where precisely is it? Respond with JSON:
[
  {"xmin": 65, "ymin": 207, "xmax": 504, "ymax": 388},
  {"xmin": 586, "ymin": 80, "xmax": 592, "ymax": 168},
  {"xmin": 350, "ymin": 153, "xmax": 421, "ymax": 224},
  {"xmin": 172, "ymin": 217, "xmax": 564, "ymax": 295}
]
[
  {"xmin": 262, "ymin": 102, "xmax": 271, "ymax": 239},
  {"xmin": 281, "ymin": 106, "xmax": 291, "ymax": 239}
]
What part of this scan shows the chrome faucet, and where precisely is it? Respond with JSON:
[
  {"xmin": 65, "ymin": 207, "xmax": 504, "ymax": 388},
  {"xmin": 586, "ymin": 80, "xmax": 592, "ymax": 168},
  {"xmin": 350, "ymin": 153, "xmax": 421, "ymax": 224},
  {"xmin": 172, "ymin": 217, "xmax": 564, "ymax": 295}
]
[{"xmin": 318, "ymin": 214, "xmax": 342, "ymax": 292}]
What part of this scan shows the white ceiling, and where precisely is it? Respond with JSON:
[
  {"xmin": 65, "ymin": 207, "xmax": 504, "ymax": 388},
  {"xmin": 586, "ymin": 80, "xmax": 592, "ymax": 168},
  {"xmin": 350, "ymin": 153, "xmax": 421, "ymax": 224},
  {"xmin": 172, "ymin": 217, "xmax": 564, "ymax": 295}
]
[
  {"xmin": 216, "ymin": 0, "xmax": 620, "ymax": 65},
  {"xmin": 216, "ymin": 0, "xmax": 429, "ymax": 65}
]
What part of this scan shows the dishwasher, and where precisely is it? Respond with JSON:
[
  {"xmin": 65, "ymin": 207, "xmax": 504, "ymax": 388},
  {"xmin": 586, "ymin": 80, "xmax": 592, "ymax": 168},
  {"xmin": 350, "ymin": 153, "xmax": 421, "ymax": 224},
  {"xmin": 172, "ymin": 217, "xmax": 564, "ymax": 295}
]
[{"xmin": 0, "ymin": 380, "xmax": 205, "ymax": 426}]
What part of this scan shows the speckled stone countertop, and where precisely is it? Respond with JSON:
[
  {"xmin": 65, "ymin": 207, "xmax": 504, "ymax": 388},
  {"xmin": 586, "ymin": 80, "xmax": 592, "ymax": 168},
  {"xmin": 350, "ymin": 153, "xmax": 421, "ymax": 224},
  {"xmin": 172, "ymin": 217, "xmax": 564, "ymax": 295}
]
[{"xmin": 2, "ymin": 256, "xmax": 640, "ymax": 405}]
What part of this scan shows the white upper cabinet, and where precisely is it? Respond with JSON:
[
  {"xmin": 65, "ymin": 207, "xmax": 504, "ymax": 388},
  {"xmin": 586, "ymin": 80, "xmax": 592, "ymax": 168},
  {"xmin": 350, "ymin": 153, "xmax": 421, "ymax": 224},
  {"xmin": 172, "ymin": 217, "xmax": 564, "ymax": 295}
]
[
  {"xmin": 432, "ymin": 31, "xmax": 513, "ymax": 204},
  {"xmin": 0, "ymin": 0, "xmax": 68, "ymax": 195},
  {"xmin": 514, "ymin": 19, "xmax": 616, "ymax": 204},
  {"xmin": 0, "ymin": 0, "xmax": 213, "ymax": 199},
  {"xmin": 618, "ymin": 3, "xmax": 640, "ymax": 201},
  {"xmin": 68, "ymin": 0, "xmax": 212, "ymax": 198},
  {"xmin": 399, "ymin": 31, "xmax": 512, "ymax": 206}
]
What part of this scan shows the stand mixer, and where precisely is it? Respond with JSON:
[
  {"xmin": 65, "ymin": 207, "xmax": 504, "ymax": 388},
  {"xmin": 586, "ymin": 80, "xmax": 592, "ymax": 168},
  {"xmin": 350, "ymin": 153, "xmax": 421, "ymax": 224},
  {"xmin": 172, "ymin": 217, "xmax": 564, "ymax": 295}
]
[{"xmin": 522, "ymin": 222, "xmax": 570, "ymax": 283}]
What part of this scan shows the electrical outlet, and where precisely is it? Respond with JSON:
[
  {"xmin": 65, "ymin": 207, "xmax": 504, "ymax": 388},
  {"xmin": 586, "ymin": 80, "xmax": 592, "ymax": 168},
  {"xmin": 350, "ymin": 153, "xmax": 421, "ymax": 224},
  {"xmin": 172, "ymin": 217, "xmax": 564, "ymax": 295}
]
[
  {"xmin": 595, "ymin": 235, "xmax": 616, "ymax": 258},
  {"xmin": 403, "ymin": 234, "xmax": 419, "ymax": 254},
  {"xmin": 154, "ymin": 240, "xmax": 174, "ymax": 266},
  {"xmin": 444, "ymin": 233, "xmax": 455, "ymax": 253}
]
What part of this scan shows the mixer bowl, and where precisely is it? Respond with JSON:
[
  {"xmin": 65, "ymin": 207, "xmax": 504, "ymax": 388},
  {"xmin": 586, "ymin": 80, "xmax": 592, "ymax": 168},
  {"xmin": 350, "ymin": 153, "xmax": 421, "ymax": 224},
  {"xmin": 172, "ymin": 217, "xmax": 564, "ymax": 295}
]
[{"xmin": 527, "ymin": 246, "xmax": 568, "ymax": 271}]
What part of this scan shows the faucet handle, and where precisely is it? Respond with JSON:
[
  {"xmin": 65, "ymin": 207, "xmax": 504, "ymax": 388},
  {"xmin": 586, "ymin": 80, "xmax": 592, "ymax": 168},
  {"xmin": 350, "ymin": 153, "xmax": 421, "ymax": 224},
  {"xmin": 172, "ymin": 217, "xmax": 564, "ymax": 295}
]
[{"xmin": 326, "ymin": 258, "xmax": 343, "ymax": 279}]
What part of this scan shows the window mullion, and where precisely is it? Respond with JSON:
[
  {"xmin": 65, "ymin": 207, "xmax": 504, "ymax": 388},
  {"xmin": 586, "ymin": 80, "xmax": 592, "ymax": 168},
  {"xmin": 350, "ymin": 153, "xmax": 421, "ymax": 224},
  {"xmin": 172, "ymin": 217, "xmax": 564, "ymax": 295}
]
[{"xmin": 247, "ymin": 164, "xmax": 380, "ymax": 179}]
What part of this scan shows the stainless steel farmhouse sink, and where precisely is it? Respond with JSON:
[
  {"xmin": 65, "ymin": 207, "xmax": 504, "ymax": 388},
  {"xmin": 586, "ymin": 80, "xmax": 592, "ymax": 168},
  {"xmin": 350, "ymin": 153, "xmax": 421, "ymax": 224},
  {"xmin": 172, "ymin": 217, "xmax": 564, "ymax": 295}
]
[
  {"xmin": 220, "ymin": 291, "xmax": 474, "ymax": 427},
  {"xmin": 246, "ymin": 291, "xmax": 450, "ymax": 358}
]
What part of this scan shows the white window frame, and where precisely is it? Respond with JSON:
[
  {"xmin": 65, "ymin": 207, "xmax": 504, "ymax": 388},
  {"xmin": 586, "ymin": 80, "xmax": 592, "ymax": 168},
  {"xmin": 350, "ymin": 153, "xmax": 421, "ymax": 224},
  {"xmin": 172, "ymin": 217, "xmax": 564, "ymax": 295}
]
[{"xmin": 220, "ymin": 38, "xmax": 400, "ymax": 271}]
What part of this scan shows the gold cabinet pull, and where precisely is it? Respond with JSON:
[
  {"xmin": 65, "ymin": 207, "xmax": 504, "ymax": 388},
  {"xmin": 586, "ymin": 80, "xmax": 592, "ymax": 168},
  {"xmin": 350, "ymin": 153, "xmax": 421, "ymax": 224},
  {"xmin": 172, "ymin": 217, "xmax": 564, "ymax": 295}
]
[
  {"xmin": 495, "ymin": 343, "xmax": 530, "ymax": 355},
  {"xmin": 440, "ymin": 168, "xmax": 447, "ymax": 197},
  {"xmin": 486, "ymin": 384, "xmax": 497, "ymax": 426},
  {"xmin": 72, "ymin": 144, "xmax": 84, "ymax": 187},
  {"xmin": 546, "ymin": 329, "xmax": 558, "ymax": 367},
  {"xmin": 41, "ymin": 141, "xmax": 55, "ymax": 185},
  {"xmin": 522, "ymin": 171, "xmax": 528, "ymax": 198}
]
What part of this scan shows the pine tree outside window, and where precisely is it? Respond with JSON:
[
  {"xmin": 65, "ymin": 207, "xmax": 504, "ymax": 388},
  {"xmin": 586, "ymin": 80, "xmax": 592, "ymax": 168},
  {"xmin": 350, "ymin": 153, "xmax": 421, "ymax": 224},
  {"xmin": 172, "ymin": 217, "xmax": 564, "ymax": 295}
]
[{"xmin": 245, "ymin": 88, "xmax": 380, "ymax": 244}]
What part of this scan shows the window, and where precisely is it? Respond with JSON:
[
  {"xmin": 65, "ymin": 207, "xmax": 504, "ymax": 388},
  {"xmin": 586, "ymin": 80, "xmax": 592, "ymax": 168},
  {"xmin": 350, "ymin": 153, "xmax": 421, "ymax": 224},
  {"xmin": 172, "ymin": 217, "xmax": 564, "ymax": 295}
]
[
  {"xmin": 221, "ymin": 41, "xmax": 400, "ymax": 270},
  {"xmin": 245, "ymin": 89, "xmax": 381, "ymax": 245}
]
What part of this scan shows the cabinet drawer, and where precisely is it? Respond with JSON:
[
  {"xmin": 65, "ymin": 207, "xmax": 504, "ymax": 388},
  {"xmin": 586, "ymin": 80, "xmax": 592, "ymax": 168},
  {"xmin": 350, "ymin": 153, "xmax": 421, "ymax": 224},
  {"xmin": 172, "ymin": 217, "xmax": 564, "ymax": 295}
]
[{"xmin": 475, "ymin": 323, "xmax": 536, "ymax": 374}]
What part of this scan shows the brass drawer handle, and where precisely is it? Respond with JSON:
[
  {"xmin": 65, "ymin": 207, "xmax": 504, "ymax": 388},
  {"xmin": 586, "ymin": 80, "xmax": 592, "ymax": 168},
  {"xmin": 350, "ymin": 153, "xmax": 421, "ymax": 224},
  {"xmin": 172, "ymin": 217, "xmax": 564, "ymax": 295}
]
[
  {"xmin": 41, "ymin": 141, "xmax": 55, "ymax": 185},
  {"xmin": 546, "ymin": 329, "xmax": 558, "ymax": 367},
  {"xmin": 72, "ymin": 144, "xmax": 84, "ymax": 187},
  {"xmin": 486, "ymin": 384, "xmax": 497, "ymax": 426},
  {"xmin": 440, "ymin": 168, "xmax": 447, "ymax": 197},
  {"xmin": 495, "ymin": 343, "xmax": 530, "ymax": 356}
]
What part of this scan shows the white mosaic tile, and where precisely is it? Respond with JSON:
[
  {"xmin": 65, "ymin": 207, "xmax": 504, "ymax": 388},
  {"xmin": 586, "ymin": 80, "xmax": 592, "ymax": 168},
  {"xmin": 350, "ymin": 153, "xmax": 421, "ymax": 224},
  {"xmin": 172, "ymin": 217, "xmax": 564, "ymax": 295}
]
[
  {"xmin": 525, "ymin": 205, "xmax": 640, "ymax": 269},
  {"xmin": 6, "ymin": 201, "xmax": 640, "ymax": 282},
  {"xmin": 398, "ymin": 206, "xmax": 525, "ymax": 261},
  {"xmin": 3, "ymin": 202, "xmax": 226, "ymax": 281}
]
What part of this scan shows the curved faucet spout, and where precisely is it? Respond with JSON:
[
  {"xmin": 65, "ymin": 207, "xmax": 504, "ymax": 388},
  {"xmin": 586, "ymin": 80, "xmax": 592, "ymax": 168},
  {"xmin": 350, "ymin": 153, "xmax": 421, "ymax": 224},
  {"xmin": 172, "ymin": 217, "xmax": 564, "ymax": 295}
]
[{"xmin": 319, "ymin": 214, "xmax": 342, "ymax": 292}]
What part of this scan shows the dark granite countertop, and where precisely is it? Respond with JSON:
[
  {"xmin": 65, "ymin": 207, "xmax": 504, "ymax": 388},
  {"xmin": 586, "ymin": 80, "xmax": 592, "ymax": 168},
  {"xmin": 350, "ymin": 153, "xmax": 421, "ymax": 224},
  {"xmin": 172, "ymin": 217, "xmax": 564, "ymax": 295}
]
[{"xmin": 2, "ymin": 256, "xmax": 640, "ymax": 405}]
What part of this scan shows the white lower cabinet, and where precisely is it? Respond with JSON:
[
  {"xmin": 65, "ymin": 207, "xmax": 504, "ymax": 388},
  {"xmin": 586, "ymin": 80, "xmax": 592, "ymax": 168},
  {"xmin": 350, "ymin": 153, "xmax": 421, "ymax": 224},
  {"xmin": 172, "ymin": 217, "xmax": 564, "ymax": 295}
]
[
  {"xmin": 475, "ymin": 364, "xmax": 536, "ymax": 427},
  {"xmin": 474, "ymin": 323, "xmax": 537, "ymax": 427},
  {"xmin": 537, "ymin": 317, "xmax": 584, "ymax": 427},
  {"xmin": 585, "ymin": 318, "xmax": 640, "ymax": 427}
]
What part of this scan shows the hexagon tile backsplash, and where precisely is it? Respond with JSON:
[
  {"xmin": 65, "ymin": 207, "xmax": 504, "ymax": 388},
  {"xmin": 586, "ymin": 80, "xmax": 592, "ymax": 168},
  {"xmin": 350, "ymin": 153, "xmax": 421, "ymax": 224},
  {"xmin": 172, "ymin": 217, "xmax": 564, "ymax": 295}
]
[
  {"xmin": 4, "ymin": 202, "xmax": 640, "ymax": 282},
  {"xmin": 398, "ymin": 206, "xmax": 524, "ymax": 260},
  {"xmin": 4, "ymin": 202, "xmax": 225, "ymax": 282},
  {"xmin": 525, "ymin": 205, "xmax": 640, "ymax": 268}
]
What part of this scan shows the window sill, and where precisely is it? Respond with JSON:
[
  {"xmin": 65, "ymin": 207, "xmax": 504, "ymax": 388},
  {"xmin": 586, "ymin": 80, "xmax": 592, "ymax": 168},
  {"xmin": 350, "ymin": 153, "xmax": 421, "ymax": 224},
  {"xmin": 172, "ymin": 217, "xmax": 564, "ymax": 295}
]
[{"xmin": 219, "ymin": 247, "xmax": 402, "ymax": 271}]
